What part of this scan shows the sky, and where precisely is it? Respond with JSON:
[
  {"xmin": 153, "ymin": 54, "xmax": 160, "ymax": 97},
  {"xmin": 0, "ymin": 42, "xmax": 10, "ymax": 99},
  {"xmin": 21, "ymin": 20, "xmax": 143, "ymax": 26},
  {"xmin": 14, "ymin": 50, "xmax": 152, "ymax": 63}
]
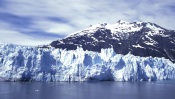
[{"xmin": 0, "ymin": 0, "xmax": 175, "ymax": 46}]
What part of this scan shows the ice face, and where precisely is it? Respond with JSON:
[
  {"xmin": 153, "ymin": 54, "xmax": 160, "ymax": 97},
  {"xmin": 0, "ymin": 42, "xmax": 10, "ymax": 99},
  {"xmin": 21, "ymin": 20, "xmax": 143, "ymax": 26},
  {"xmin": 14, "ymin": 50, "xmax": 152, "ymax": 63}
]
[{"xmin": 0, "ymin": 43, "xmax": 175, "ymax": 81}]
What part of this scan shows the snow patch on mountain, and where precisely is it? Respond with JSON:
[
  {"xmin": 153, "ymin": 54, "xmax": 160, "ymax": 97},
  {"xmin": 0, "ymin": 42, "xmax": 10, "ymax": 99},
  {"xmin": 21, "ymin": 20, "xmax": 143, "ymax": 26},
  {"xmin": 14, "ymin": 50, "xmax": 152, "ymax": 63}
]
[
  {"xmin": 132, "ymin": 44, "xmax": 145, "ymax": 49},
  {"xmin": 0, "ymin": 43, "xmax": 175, "ymax": 82}
]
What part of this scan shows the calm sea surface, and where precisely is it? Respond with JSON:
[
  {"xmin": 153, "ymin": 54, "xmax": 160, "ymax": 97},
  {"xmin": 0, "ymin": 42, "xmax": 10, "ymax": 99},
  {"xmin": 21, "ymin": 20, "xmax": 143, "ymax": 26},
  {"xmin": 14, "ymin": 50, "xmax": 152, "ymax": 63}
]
[{"xmin": 0, "ymin": 80, "xmax": 175, "ymax": 99}]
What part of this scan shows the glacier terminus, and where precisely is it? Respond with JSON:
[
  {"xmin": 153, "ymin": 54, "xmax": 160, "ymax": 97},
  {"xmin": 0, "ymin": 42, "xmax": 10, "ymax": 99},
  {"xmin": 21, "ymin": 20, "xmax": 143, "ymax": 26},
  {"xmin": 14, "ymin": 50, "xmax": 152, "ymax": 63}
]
[{"xmin": 0, "ymin": 43, "xmax": 175, "ymax": 82}]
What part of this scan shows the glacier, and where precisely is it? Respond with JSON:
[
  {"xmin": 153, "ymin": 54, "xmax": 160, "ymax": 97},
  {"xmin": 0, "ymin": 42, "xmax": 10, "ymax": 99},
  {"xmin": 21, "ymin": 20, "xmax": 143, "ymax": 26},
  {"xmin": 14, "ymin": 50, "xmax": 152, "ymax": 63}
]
[{"xmin": 0, "ymin": 43, "xmax": 175, "ymax": 82}]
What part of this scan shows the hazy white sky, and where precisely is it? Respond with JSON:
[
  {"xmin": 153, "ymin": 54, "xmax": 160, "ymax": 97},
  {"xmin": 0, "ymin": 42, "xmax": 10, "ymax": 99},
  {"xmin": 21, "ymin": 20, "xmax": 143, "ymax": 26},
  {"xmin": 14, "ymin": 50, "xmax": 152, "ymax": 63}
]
[{"xmin": 0, "ymin": 0, "xmax": 175, "ymax": 45}]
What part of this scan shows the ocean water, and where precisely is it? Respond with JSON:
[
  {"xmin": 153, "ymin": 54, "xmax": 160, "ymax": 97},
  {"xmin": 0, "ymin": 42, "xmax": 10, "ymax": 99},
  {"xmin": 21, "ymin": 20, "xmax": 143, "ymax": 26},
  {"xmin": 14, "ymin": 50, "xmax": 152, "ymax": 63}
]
[{"xmin": 0, "ymin": 81, "xmax": 175, "ymax": 99}]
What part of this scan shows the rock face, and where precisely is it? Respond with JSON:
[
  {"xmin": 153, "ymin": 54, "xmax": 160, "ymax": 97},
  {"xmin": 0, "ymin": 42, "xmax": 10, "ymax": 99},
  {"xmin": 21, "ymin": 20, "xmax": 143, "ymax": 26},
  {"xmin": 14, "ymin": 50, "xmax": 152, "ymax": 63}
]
[{"xmin": 51, "ymin": 20, "xmax": 175, "ymax": 63}]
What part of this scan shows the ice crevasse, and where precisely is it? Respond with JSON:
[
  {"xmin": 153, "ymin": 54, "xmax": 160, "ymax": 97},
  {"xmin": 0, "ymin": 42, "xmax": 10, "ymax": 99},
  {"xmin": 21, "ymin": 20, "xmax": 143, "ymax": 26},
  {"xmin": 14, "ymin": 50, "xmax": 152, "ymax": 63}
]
[{"xmin": 0, "ymin": 43, "xmax": 175, "ymax": 82}]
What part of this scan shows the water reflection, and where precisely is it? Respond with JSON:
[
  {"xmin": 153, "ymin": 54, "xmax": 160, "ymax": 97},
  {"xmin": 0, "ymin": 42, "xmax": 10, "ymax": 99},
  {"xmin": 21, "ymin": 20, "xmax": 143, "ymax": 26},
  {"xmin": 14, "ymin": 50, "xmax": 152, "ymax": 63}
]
[{"xmin": 0, "ymin": 81, "xmax": 175, "ymax": 99}]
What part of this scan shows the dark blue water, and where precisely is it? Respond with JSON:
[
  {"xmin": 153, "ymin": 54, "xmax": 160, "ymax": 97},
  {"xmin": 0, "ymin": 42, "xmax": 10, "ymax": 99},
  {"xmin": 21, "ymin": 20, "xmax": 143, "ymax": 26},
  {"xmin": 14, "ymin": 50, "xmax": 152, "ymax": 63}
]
[{"xmin": 0, "ymin": 81, "xmax": 175, "ymax": 99}]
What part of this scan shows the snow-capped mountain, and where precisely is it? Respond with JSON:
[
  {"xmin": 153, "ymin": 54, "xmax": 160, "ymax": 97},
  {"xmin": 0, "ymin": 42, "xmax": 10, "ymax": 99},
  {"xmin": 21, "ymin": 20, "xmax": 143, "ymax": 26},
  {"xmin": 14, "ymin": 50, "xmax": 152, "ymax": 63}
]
[
  {"xmin": 0, "ymin": 20, "xmax": 175, "ymax": 82},
  {"xmin": 51, "ymin": 20, "xmax": 175, "ymax": 63}
]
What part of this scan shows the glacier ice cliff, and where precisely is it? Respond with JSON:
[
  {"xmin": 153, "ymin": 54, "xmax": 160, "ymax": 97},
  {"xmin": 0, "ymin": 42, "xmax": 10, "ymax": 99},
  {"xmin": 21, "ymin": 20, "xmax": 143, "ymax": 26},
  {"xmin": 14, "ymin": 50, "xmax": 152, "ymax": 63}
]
[{"xmin": 0, "ymin": 43, "xmax": 175, "ymax": 82}]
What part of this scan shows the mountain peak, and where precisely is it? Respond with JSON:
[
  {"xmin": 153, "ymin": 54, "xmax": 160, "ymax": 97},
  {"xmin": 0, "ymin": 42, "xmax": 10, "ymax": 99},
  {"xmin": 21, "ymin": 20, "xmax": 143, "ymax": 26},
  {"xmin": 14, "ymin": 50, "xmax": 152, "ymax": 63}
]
[
  {"xmin": 50, "ymin": 20, "xmax": 175, "ymax": 62},
  {"xmin": 117, "ymin": 20, "xmax": 130, "ymax": 24},
  {"xmin": 68, "ymin": 20, "xmax": 167, "ymax": 38}
]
